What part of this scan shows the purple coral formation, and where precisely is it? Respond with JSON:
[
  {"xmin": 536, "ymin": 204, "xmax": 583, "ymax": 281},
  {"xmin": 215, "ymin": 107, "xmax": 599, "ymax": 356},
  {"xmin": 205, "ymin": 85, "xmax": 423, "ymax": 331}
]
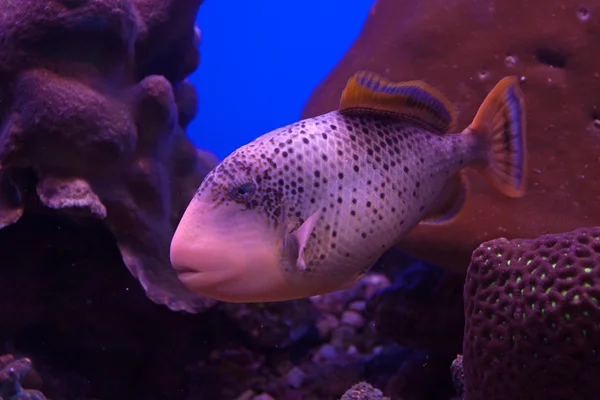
[
  {"xmin": 463, "ymin": 226, "xmax": 600, "ymax": 399},
  {"xmin": 0, "ymin": 0, "xmax": 217, "ymax": 312},
  {"xmin": 340, "ymin": 382, "xmax": 390, "ymax": 400},
  {"xmin": 0, "ymin": 354, "xmax": 46, "ymax": 400}
]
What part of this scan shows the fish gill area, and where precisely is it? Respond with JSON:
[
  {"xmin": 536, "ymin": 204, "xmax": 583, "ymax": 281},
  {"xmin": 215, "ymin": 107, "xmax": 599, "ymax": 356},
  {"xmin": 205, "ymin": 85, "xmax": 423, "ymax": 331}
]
[{"xmin": 0, "ymin": 0, "xmax": 598, "ymax": 399}]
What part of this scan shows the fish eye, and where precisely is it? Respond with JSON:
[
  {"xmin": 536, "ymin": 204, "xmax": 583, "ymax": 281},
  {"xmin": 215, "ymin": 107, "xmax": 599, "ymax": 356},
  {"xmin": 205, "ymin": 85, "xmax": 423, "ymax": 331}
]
[{"xmin": 229, "ymin": 182, "xmax": 256, "ymax": 202}]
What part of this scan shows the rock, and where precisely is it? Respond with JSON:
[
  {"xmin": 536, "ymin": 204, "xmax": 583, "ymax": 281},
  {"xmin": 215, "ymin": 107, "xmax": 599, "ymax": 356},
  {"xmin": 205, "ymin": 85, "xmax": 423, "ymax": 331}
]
[{"xmin": 222, "ymin": 300, "xmax": 319, "ymax": 349}]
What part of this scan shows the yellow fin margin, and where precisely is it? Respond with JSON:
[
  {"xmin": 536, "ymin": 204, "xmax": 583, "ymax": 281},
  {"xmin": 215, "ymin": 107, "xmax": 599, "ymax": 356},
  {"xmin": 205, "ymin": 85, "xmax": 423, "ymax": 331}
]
[{"xmin": 338, "ymin": 70, "xmax": 457, "ymax": 133}]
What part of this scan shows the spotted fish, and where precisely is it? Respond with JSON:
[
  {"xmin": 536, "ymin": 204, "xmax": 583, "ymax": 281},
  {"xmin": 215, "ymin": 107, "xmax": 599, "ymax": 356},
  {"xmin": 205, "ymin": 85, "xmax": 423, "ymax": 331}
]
[{"xmin": 170, "ymin": 71, "xmax": 527, "ymax": 303}]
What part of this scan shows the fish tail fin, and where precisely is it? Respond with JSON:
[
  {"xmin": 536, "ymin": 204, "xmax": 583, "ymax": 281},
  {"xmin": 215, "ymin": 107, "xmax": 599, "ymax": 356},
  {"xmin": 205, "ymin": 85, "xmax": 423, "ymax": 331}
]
[{"xmin": 466, "ymin": 76, "xmax": 527, "ymax": 198}]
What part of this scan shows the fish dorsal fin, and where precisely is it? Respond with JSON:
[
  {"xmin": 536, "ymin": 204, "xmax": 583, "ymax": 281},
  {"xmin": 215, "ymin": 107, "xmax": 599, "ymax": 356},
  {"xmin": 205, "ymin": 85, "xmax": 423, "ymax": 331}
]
[
  {"xmin": 420, "ymin": 171, "xmax": 469, "ymax": 225},
  {"xmin": 338, "ymin": 70, "xmax": 457, "ymax": 133}
]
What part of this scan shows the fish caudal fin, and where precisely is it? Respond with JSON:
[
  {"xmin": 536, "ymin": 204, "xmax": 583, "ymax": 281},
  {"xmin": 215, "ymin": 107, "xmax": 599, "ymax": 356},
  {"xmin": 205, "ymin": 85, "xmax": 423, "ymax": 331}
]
[{"xmin": 467, "ymin": 76, "xmax": 527, "ymax": 198}]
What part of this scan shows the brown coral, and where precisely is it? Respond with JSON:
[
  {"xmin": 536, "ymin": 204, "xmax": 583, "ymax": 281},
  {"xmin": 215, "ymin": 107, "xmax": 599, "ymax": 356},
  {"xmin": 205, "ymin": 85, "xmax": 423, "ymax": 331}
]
[
  {"xmin": 463, "ymin": 226, "xmax": 600, "ymax": 399},
  {"xmin": 0, "ymin": 0, "xmax": 217, "ymax": 312},
  {"xmin": 302, "ymin": 0, "xmax": 600, "ymax": 272}
]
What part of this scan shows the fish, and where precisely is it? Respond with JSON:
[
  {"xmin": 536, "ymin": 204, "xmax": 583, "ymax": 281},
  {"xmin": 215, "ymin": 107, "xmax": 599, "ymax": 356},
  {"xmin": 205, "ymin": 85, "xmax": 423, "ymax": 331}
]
[{"xmin": 170, "ymin": 71, "xmax": 527, "ymax": 303}]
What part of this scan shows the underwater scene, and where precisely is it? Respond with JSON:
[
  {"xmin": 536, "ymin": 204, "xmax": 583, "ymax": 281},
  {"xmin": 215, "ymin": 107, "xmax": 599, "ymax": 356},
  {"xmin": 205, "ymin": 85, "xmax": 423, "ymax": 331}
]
[{"xmin": 0, "ymin": 0, "xmax": 598, "ymax": 399}]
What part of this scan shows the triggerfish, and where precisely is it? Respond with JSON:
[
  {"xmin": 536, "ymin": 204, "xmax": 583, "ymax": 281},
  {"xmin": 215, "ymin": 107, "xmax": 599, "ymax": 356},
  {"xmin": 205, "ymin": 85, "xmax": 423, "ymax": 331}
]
[{"xmin": 170, "ymin": 71, "xmax": 527, "ymax": 303}]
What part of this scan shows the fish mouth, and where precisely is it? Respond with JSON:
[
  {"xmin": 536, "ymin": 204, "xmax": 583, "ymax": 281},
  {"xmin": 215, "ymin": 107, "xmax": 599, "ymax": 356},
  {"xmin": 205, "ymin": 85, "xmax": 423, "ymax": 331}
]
[{"xmin": 172, "ymin": 265, "xmax": 200, "ymax": 279}]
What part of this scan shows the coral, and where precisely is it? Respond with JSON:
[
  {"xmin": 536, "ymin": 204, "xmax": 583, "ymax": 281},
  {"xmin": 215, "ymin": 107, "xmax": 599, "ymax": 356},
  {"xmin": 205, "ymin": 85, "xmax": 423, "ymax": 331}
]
[
  {"xmin": 0, "ymin": 0, "xmax": 218, "ymax": 312},
  {"xmin": 0, "ymin": 354, "xmax": 46, "ymax": 400},
  {"xmin": 368, "ymin": 261, "xmax": 465, "ymax": 355},
  {"xmin": 463, "ymin": 226, "xmax": 600, "ymax": 399},
  {"xmin": 341, "ymin": 382, "xmax": 390, "ymax": 400},
  {"xmin": 450, "ymin": 354, "xmax": 464, "ymax": 398},
  {"xmin": 302, "ymin": 0, "xmax": 600, "ymax": 272}
]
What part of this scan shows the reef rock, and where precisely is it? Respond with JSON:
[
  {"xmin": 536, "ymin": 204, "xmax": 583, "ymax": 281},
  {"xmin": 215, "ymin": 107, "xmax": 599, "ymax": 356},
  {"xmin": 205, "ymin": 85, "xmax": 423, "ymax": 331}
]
[
  {"xmin": 0, "ymin": 0, "xmax": 218, "ymax": 312},
  {"xmin": 463, "ymin": 226, "xmax": 600, "ymax": 399},
  {"xmin": 341, "ymin": 382, "xmax": 390, "ymax": 400},
  {"xmin": 302, "ymin": 0, "xmax": 600, "ymax": 272}
]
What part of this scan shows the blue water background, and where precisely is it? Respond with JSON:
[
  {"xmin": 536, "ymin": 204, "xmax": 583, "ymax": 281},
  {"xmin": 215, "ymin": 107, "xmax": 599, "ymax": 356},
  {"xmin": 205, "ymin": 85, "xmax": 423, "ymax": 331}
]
[{"xmin": 187, "ymin": 0, "xmax": 375, "ymax": 160}]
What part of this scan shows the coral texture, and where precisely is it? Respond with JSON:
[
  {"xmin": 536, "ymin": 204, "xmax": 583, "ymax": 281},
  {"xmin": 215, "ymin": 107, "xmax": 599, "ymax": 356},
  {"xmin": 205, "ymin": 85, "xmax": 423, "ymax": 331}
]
[
  {"xmin": 0, "ymin": 0, "xmax": 218, "ymax": 312},
  {"xmin": 463, "ymin": 226, "xmax": 600, "ymax": 399},
  {"xmin": 341, "ymin": 382, "xmax": 390, "ymax": 400},
  {"xmin": 302, "ymin": 0, "xmax": 600, "ymax": 272},
  {"xmin": 450, "ymin": 354, "xmax": 464, "ymax": 398}
]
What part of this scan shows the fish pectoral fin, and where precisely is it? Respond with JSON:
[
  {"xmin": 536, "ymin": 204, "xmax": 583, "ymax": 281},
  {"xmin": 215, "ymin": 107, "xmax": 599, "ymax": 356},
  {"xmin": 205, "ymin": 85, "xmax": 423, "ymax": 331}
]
[
  {"xmin": 284, "ymin": 210, "xmax": 320, "ymax": 271},
  {"xmin": 420, "ymin": 171, "xmax": 469, "ymax": 225},
  {"xmin": 338, "ymin": 70, "xmax": 457, "ymax": 133}
]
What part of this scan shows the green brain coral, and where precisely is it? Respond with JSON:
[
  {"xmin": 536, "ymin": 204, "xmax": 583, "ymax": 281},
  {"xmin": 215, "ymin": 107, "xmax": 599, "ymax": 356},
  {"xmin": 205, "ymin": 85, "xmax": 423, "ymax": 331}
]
[{"xmin": 462, "ymin": 227, "xmax": 600, "ymax": 400}]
